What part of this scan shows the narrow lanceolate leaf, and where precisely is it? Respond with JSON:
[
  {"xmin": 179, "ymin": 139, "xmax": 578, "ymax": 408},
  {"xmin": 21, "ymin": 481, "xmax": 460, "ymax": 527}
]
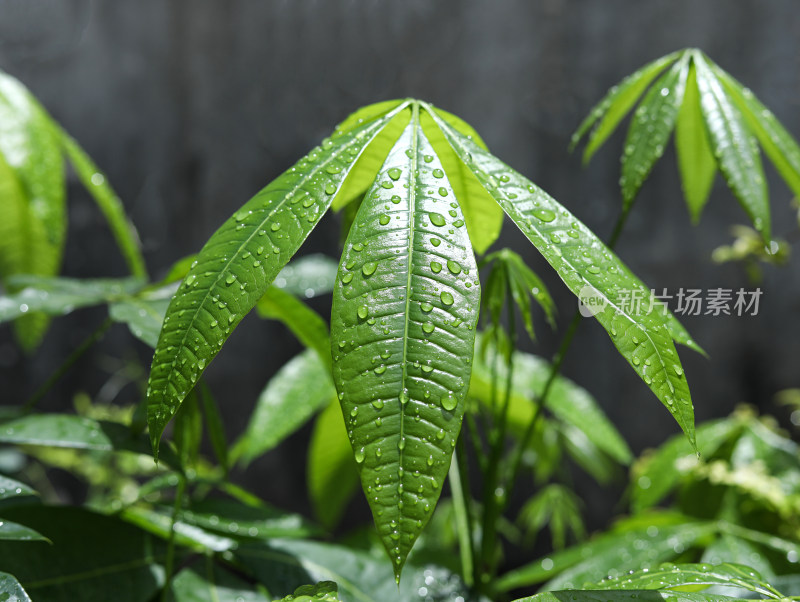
[
  {"xmin": 694, "ymin": 54, "xmax": 770, "ymax": 241},
  {"xmin": 330, "ymin": 116, "xmax": 480, "ymax": 578},
  {"xmin": 109, "ymin": 284, "xmax": 175, "ymax": 348},
  {"xmin": 271, "ymin": 253, "xmax": 339, "ymax": 298},
  {"xmin": 621, "ymin": 54, "xmax": 689, "ymax": 208},
  {"xmin": 592, "ymin": 562, "xmax": 784, "ymax": 599},
  {"xmin": 146, "ymin": 106, "xmax": 408, "ymax": 457},
  {"xmin": 0, "ymin": 520, "xmax": 48, "ymax": 542},
  {"xmin": 676, "ymin": 62, "xmax": 717, "ymax": 222},
  {"xmin": 714, "ymin": 65, "xmax": 800, "ymax": 201},
  {"xmin": 515, "ymin": 591, "xmax": 757, "ymax": 602},
  {"xmin": 573, "ymin": 52, "xmax": 681, "ymax": 161},
  {"xmin": 233, "ymin": 350, "xmax": 336, "ymax": 466},
  {"xmin": 431, "ymin": 109, "xmax": 697, "ymax": 449}
]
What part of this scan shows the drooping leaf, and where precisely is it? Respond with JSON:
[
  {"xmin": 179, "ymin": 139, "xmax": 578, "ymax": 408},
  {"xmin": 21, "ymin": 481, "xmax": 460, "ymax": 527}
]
[
  {"xmin": 496, "ymin": 518, "xmax": 716, "ymax": 592},
  {"xmin": 572, "ymin": 52, "xmax": 681, "ymax": 162},
  {"xmin": 147, "ymin": 105, "xmax": 410, "ymax": 457},
  {"xmin": 233, "ymin": 350, "xmax": 336, "ymax": 466},
  {"xmin": 590, "ymin": 562, "xmax": 784, "ymax": 599},
  {"xmin": 0, "ymin": 275, "xmax": 143, "ymax": 323},
  {"xmin": 0, "ymin": 506, "xmax": 166, "ymax": 602},
  {"xmin": 469, "ymin": 336, "xmax": 632, "ymax": 466},
  {"xmin": 256, "ymin": 287, "xmax": 331, "ymax": 367},
  {"xmin": 109, "ymin": 284, "xmax": 175, "ymax": 348},
  {"xmin": 307, "ymin": 399, "xmax": 359, "ymax": 530},
  {"xmin": 330, "ymin": 115, "xmax": 480, "ymax": 577},
  {"xmin": 278, "ymin": 581, "xmax": 339, "ymax": 602},
  {"xmin": 713, "ymin": 65, "xmax": 800, "ymax": 202},
  {"xmin": 431, "ymin": 109, "xmax": 697, "ymax": 449},
  {"xmin": 421, "ymin": 110, "xmax": 503, "ymax": 254},
  {"xmin": 621, "ymin": 54, "xmax": 690, "ymax": 208},
  {"xmin": 694, "ymin": 53, "xmax": 770, "ymax": 241},
  {"xmin": 170, "ymin": 561, "xmax": 270, "ymax": 602},
  {"xmin": 271, "ymin": 253, "xmax": 339, "ymax": 298},
  {"xmin": 675, "ymin": 62, "xmax": 717, "ymax": 222},
  {"xmin": 631, "ymin": 416, "xmax": 743, "ymax": 513},
  {"xmin": 0, "ymin": 572, "xmax": 32, "ymax": 602}
]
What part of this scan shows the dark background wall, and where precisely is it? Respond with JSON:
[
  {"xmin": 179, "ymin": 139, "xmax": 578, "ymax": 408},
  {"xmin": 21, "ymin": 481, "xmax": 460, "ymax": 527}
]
[{"xmin": 1, "ymin": 0, "xmax": 798, "ymax": 532}]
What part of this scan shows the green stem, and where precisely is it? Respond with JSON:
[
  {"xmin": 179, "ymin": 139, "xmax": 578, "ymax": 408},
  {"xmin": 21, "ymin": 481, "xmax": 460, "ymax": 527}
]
[
  {"xmin": 449, "ymin": 439, "xmax": 474, "ymax": 587},
  {"xmin": 161, "ymin": 475, "xmax": 187, "ymax": 602},
  {"xmin": 22, "ymin": 317, "xmax": 113, "ymax": 413},
  {"xmin": 478, "ymin": 281, "xmax": 516, "ymax": 584},
  {"xmin": 504, "ymin": 207, "xmax": 631, "ymax": 503}
]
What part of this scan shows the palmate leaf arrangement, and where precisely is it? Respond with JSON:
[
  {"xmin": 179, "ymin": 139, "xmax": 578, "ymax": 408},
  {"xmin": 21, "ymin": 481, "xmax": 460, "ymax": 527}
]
[{"xmin": 0, "ymin": 47, "xmax": 799, "ymax": 601}]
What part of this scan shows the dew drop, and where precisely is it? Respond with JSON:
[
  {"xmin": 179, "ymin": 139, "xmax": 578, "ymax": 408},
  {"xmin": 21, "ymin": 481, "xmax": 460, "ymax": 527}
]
[
  {"xmin": 422, "ymin": 321, "xmax": 435, "ymax": 334},
  {"xmin": 379, "ymin": 214, "xmax": 390, "ymax": 226},
  {"xmin": 362, "ymin": 262, "xmax": 377, "ymax": 276},
  {"xmin": 429, "ymin": 213, "xmax": 446, "ymax": 227},
  {"xmin": 441, "ymin": 393, "xmax": 457, "ymax": 411},
  {"xmin": 387, "ymin": 167, "xmax": 402, "ymax": 181},
  {"xmin": 440, "ymin": 291, "xmax": 454, "ymax": 306},
  {"xmin": 446, "ymin": 260, "xmax": 461, "ymax": 275},
  {"xmin": 532, "ymin": 208, "xmax": 556, "ymax": 223}
]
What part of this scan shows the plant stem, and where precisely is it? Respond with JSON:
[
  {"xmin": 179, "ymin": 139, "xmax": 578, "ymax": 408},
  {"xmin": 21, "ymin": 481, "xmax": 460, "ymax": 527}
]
[
  {"xmin": 478, "ymin": 281, "xmax": 516, "ymax": 583},
  {"xmin": 449, "ymin": 439, "xmax": 474, "ymax": 586},
  {"xmin": 22, "ymin": 317, "xmax": 113, "ymax": 413},
  {"xmin": 504, "ymin": 207, "xmax": 631, "ymax": 503},
  {"xmin": 161, "ymin": 475, "xmax": 187, "ymax": 602}
]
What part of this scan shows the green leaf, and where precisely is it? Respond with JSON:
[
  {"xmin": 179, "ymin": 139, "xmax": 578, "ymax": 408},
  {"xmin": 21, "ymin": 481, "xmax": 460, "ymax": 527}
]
[
  {"xmin": 0, "ymin": 474, "xmax": 38, "ymax": 502},
  {"xmin": 702, "ymin": 535, "xmax": 776, "ymax": 581},
  {"xmin": 470, "ymin": 336, "xmax": 632, "ymax": 465},
  {"xmin": 0, "ymin": 572, "xmax": 32, "ymax": 602},
  {"xmin": 676, "ymin": 62, "xmax": 717, "ymax": 222},
  {"xmin": 307, "ymin": 399, "xmax": 359, "ymax": 530},
  {"xmin": 256, "ymin": 287, "xmax": 331, "ymax": 367},
  {"xmin": 236, "ymin": 539, "xmax": 469, "ymax": 600},
  {"xmin": 0, "ymin": 519, "xmax": 48, "ymax": 542},
  {"xmin": 573, "ymin": 52, "xmax": 680, "ymax": 161},
  {"xmin": 714, "ymin": 65, "xmax": 800, "ymax": 201},
  {"xmin": 170, "ymin": 561, "xmax": 269, "ymax": 602},
  {"xmin": 431, "ymin": 110, "xmax": 698, "ymax": 449},
  {"xmin": 120, "ymin": 506, "xmax": 237, "ymax": 553},
  {"xmin": 147, "ymin": 105, "xmax": 408, "ymax": 457},
  {"xmin": 496, "ymin": 519, "xmax": 716, "ymax": 592},
  {"xmin": 233, "ymin": 350, "xmax": 336, "ymax": 466},
  {"xmin": 694, "ymin": 53, "xmax": 770, "ymax": 241},
  {"xmin": 591, "ymin": 562, "xmax": 784, "ymax": 599},
  {"xmin": 0, "ymin": 414, "xmax": 168, "ymax": 459},
  {"xmin": 272, "ymin": 253, "xmax": 339, "ymax": 298},
  {"xmin": 109, "ymin": 284, "xmax": 175, "ymax": 348},
  {"xmin": 621, "ymin": 54, "xmax": 690, "ymax": 208},
  {"xmin": 518, "ymin": 484, "xmax": 585, "ymax": 550},
  {"xmin": 631, "ymin": 416, "xmax": 743, "ymax": 513},
  {"xmin": 198, "ymin": 382, "xmax": 229, "ymax": 473},
  {"xmin": 59, "ymin": 132, "xmax": 148, "ymax": 279},
  {"xmin": 513, "ymin": 591, "xmax": 755, "ymax": 602},
  {"xmin": 0, "ymin": 275, "xmax": 143, "ymax": 323},
  {"xmin": 0, "ymin": 506, "xmax": 166, "ymax": 602},
  {"xmin": 179, "ymin": 498, "xmax": 320, "ymax": 541},
  {"xmin": 421, "ymin": 109, "xmax": 503, "ymax": 254},
  {"xmin": 330, "ymin": 113, "xmax": 481, "ymax": 578},
  {"xmin": 279, "ymin": 581, "xmax": 339, "ymax": 602}
]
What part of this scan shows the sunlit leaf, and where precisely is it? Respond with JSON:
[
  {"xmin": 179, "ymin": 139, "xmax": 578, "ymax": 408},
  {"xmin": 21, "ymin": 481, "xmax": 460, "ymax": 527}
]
[
  {"xmin": 0, "ymin": 572, "xmax": 31, "ymax": 602},
  {"xmin": 147, "ymin": 105, "xmax": 409, "ymax": 457},
  {"xmin": 330, "ymin": 114, "xmax": 480, "ymax": 577}
]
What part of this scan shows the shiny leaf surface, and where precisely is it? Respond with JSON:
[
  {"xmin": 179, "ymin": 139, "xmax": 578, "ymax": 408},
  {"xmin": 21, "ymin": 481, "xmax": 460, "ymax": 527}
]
[
  {"xmin": 694, "ymin": 53, "xmax": 770, "ymax": 240},
  {"xmin": 431, "ymin": 109, "xmax": 698, "ymax": 449},
  {"xmin": 675, "ymin": 62, "xmax": 717, "ymax": 222},
  {"xmin": 621, "ymin": 54, "xmax": 689, "ymax": 208},
  {"xmin": 170, "ymin": 562, "xmax": 269, "ymax": 602},
  {"xmin": 330, "ymin": 115, "xmax": 480, "ymax": 577},
  {"xmin": 0, "ymin": 572, "xmax": 31, "ymax": 602},
  {"xmin": 147, "ymin": 106, "xmax": 407, "ymax": 457}
]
